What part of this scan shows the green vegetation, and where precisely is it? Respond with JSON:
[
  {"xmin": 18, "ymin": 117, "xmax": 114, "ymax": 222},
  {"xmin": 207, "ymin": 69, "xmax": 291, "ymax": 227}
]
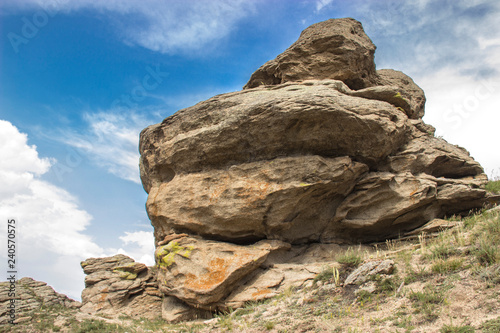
[
  {"xmin": 485, "ymin": 180, "xmax": 500, "ymax": 194},
  {"xmin": 335, "ymin": 247, "xmax": 363, "ymax": 267},
  {"xmin": 440, "ymin": 323, "xmax": 475, "ymax": 333},
  {"xmin": 4, "ymin": 210, "xmax": 500, "ymax": 333},
  {"xmin": 72, "ymin": 319, "xmax": 126, "ymax": 333},
  {"xmin": 431, "ymin": 258, "xmax": 464, "ymax": 274},
  {"xmin": 481, "ymin": 317, "xmax": 500, "ymax": 333},
  {"xmin": 408, "ymin": 285, "xmax": 446, "ymax": 321}
]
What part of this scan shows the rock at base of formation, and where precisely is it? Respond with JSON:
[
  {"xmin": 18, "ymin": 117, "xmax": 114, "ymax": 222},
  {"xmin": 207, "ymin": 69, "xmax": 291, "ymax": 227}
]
[
  {"xmin": 135, "ymin": 18, "xmax": 499, "ymax": 320},
  {"xmin": 0, "ymin": 277, "xmax": 80, "ymax": 324},
  {"xmin": 80, "ymin": 254, "xmax": 161, "ymax": 320}
]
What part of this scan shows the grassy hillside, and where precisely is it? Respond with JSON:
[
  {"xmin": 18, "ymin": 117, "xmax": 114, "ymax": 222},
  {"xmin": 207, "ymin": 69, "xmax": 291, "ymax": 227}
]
[{"xmin": 3, "ymin": 185, "xmax": 500, "ymax": 333}]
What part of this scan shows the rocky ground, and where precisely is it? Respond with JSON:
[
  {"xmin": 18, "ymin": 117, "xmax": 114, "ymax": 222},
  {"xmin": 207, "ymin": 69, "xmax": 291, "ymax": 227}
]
[{"xmin": 2, "ymin": 195, "xmax": 499, "ymax": 333}]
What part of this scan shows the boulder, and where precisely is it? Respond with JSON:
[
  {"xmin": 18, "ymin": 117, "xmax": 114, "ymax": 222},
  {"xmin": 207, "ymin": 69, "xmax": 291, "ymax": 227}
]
[
  {"xmin": 344, "ymin": 260, "xmax": 395, "ymax": 285},
  {"xmin": 376, "ymin": 69, "xmax": 426, "ymax": 119},
  {"xmin": 137, "ymin": 17, "xmax": 496, "ymax": 319},
  {"xmin": 147, "ymin": 155, "xmax": 368, "ymax": 244},
  {"xmin": 0, "ymin": 277, "xmax": 80, "ymax": 324},
  {"xmin": 80, "ymin": 254, "xmax": 162, "ymax": 319},
  {"xmin": 139, "ymin": 80, "xmax": 411, "ymax": 193},
  {"xmin": 155, "ymin": 236, "xmax": 272, "ymax": 309},
  {"xmin": 243, "ymin": 18, "xmax": 378, "ymax": 90}
]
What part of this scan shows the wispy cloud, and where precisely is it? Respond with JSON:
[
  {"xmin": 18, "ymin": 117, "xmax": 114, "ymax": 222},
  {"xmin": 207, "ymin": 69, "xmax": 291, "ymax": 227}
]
[
  {"xmin": 1, "ymin": 0, "xmax": 258, "ymax": 54},
  {"xmin": 315, "ymin": 0, "xmax": 334, "ymax": 12},
  {"xmin": 62, "ymin": 111, "xmax": 160, "ymax": 184}
]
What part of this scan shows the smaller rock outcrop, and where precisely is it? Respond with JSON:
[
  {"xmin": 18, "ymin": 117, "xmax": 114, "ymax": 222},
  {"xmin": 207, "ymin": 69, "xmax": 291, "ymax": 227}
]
[
  {"xmin": 244, "ymin": 18, "xmax": 378, "ymax": 90},
  {"xmin": 0, "ymin": 277, "xmax": 80, "ymax": 324},
  {"xmin": 80, "ymin": 254, "xmax": 161, "ymax": 319},
  {"xmin": 344, "ymin": 260, "xmax": 395, "ymax": 285}
]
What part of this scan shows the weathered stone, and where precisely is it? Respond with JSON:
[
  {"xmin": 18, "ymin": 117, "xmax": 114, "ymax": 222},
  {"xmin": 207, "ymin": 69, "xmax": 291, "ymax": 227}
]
[
  {"xmin": 80, "ymin": 255, "xmax": 161, "ymax": 319},
  {"xmin": 403, "ymin": 218, "xmax": 460, "ymax": 237},
  {"xmin": 376, "ymin": 69, "xmax": 426, "ymax": 119},
  {"xmin": 223, "ymin": 263, "xmax": 323, "ymax": 309},
  {"xmin": 161, "ymin": 296, "xmax": 211, "ymax": 323},
  {"xmin": 155, "ymin": 236, "xmax": 270, "ymax": 309},
  {"xmin": 322, "ymin": 172, "xmax": 439, "ymax": 242},
  {"xmin": 147, "ymin": 155, "xmax": 368, "ymax": 244},
  {"xmin": 380, "ymin": 134, "xmax": 484, "ymax": 178},
  {"xmin": 0, "ymin": 277, "xmax": 80, "ymax": 324},
  {"xmin": 344, "ymin": 260, "xmax": 395, "ymax": 285},
  {"xmin": 136, "ymin": 17, "xmax": 493, "ymax": 316},
  {"xmin": 322, "ymin": 172, "xmax": 488, "ymax": 242},
  {"xmin": 244, "ymin": 18, "xmax": 378, "ymax": 90},
  {"xmin": 139, "ymin": 80, "xmax": 410, "ymax": 193},
  {"xmin": 355, "ymin": 281, "xmax": 377, "ymax": 295}
]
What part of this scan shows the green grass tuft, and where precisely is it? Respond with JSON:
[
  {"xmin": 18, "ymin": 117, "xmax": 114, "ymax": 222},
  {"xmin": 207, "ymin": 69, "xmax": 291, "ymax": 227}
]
[
  {"xmin": 439, "ymin": 323, "xmax": 475, "ymax": 333},
  {"xmin": 482, "ymin": 317, "xmax": 500, "ymax": 333},
  {"xmin": 485, "ymin": 180, "xmax": 500, "ymax": 194},
  {"xmin": 336, "ymin": 247, "xmax": 363, "ymax": 268}
]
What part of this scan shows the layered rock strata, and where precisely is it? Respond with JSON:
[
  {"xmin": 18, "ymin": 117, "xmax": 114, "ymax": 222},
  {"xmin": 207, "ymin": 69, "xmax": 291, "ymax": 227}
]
[
  {"xmin": 0, "ymin": 277, "xmax": 80, "ymax": 324},
  {"xmin": 136, "ymin": 17, "xmax": 494, "ymax": 320},
  {"xmin": 80, "ymin": 254, "xmax": 162, "ymax": 319}
]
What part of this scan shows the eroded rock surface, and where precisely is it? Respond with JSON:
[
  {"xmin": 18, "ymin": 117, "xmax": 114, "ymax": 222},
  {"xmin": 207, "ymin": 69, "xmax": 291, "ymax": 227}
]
[
  {"xmin": 0, "ymin": 277, "xmax": 80, "ymax": 324},
  {"xmin": 80, "ymin": 254, "xmax": 161, "ymax": 319},
  {"xmin": 243, "ymin": 18, "xmax": 378, "ymax": 90},
  {"xmin": 136, "ymin": 17, "xmax": 496, "ymax": 320}
]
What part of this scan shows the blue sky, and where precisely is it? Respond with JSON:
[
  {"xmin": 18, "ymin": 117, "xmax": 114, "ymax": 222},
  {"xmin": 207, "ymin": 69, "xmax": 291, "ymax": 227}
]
[{"xmin": 1, "ymin": 0, "xmax": 499, "ymax": 300}]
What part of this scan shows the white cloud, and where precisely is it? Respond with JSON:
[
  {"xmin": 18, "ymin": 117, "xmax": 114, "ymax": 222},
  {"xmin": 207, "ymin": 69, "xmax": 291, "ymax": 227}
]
[
  {"xmin": 62, "ymin": 112, "xmax": 158, "ymax": 184},
  {"xmin": 419, "ymin": 69, "xmax": 500, "ymax": 176},
  {"xmin": 1, "ymin": 0, "xmax": 257, "ymax": 54},
  {"xmin": 0, "ymin": 120, "xmax": 156, "ymax": 299},
  {"xmin": 117, "ymin": 231, "xmax": 155, "ymax": 266},
  {"xmin": 0, "ymin": 120, "xmax": 104, "ymax": 299},
  {"xmin": 315, "ymin": 0, "xmax": 334, "ymax": 12}
]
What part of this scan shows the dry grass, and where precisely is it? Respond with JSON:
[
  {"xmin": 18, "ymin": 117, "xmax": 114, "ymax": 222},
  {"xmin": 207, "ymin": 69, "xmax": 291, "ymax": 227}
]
[{"xmin": 4, "ymin": 209, "xmax": 500, "ymax": 333}]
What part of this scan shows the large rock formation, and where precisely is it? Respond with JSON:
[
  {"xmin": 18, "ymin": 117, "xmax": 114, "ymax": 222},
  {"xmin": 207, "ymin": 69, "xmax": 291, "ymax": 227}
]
[
  {"xmin": 0, "ymin": 277, "xmax": 80, "ymax": 324},
  {"xmin": 136, "ymin": 18, "xmax": 495, "ymax": 320}
]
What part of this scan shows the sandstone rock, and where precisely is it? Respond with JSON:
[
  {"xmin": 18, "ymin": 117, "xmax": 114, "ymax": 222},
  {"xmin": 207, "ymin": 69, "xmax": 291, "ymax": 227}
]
[
  {"xmin": 162, "ymin": 296, "xmax": 211, "ymax": 323},
  {"xmin": 223, "ymin": 263, "xmax": 323, "ymax": 309},
  {"xmin": 323, "ymin": 171, "xmax": 488, "ymax": 242},
  {"xmin": 148, "ymin": 155, "xmax": 368, "ymax": 244},
  {"xmin": 376, "ymin": 69, "xmax": 426, "ymax": 119},
  {"xmin": 155, "ymin": 236, "xmax": 271, "ymax": 309},
  {"xmin": 244, "ymin": 18, "xmax": 378, "ymax": 90},
  {"xmin": 355, "ymin": 281, "xmax": 377, "ymax": 295},
  {"xmin": 381, "ymin": 134, "xmax": 484, "ymax": 178},
  {"xmin": 0, "ymin": 277, "xmax": 80, "ymax": 324},
  {"xmin": 80, "ymin": 254, "xmax": 161, "ymax": 319},
  {"xmin": 137, "ymin": 17, "xmax": 492, "ymax": 316},
  {"xmin": 344, "ymin": 260, "xmax": 395, "ymax": 285},
  {"xmin": 322, "ymin": 172, "xmax": 440, "ymax": 242},
  {"xmin": 140, "ymin": 79, "xmax": 411, "ymax": 193},
  {"xmin": 403, "ymin": 218, "xmax": 460, "ymax": 237}
]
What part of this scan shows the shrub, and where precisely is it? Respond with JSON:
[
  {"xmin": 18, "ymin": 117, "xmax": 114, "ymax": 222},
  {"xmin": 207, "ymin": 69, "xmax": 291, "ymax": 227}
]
[{"xmin": 336, "ymin": 247, "xmax": 363, "ymax": 267}]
